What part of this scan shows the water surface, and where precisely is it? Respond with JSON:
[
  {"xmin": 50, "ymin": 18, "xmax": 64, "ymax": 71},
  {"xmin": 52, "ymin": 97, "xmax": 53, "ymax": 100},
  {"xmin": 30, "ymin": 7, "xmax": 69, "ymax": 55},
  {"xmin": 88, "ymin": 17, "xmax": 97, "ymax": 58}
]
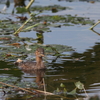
[{"xmin": 0, "ymin": 0, "xmax": 100, "ymax": 100}]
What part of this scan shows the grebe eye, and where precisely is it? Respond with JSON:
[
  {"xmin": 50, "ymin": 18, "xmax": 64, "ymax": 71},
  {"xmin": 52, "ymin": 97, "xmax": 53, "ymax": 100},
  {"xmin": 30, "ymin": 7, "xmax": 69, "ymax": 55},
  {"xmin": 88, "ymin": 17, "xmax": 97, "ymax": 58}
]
[
  {"xmin": 37, "ymin": 50, "xmax": 40, "ymax": 52},
  {"xmin": 41, "ymin": 52, "xmax": 44, "ymax": 54}
]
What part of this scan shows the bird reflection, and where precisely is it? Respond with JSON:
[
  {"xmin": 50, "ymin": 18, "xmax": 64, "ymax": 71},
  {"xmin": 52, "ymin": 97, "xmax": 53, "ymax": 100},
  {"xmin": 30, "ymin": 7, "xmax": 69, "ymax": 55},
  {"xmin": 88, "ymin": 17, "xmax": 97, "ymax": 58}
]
[{"xmin": 22, "ymin": 69, "xmax": 46, "ymax": 88}]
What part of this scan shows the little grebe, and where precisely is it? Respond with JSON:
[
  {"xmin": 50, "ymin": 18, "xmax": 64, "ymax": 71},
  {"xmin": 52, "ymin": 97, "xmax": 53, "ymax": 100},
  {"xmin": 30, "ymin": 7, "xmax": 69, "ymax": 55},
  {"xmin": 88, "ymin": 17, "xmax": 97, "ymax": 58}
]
[{"xmin": 16, "ymin": 48, "xmax": 45, "ymax": 70}]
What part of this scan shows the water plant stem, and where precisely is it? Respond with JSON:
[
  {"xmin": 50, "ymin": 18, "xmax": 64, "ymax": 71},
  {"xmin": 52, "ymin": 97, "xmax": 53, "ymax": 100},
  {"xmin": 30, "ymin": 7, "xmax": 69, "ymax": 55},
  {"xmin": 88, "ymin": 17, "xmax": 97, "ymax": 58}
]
[
  {"xmin": 43, "ymin": 78, "xmax": 46, "ymax": 94},
  {"xmin": 25, "ymin": 0, "xmax": 35, "ymax": 9},
  {"xmin": 23, "ymin": 23, "xmax": 40, "ymax": 31},
  {"xmin": 83, "ymin": 88, "xmax": 88, "ymax": 97},
  {"xmin": 0, "ymin": 81, "xmax": 53, "ymax": 95},
  {"xmin": 0, "ymin": 81, "xmax": 35, "ymax": 94},
  {"xmin": 90, "ymin": 21, "xmax": 100, "ymax": 30},
  {"xmin": 13, "ymin": 13, "xmax": 33, "ymax": 35},
  {"xmin": 91, "ymin": 29, "xmax": 100, "ymax": 35},
  {"xmin": 0, "ymin": 81, "xmax": 68, "ymax": 99}
]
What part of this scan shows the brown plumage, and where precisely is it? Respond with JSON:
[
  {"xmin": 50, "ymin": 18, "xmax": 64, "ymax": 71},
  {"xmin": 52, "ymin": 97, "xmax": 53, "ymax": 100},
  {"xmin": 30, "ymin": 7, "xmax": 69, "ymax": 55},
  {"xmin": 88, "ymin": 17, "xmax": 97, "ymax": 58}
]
[{"xmin": 15, "ymin": 48, "xmax": 45, "ymax": 70}]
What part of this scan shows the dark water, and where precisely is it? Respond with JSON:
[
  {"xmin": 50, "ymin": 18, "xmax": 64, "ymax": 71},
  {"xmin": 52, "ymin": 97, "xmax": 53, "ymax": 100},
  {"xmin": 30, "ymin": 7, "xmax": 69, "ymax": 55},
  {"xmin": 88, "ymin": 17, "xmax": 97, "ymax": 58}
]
[{"xmin": 0, "ymin": 0, "xmax": 100, "ymax": 100}]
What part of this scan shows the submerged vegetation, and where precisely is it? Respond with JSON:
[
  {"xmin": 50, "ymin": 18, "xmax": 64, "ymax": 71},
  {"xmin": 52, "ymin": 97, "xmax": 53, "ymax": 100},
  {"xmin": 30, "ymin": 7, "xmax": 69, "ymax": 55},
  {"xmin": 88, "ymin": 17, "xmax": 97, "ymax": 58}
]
[
  {"xmin": 0, "ymin": 76, "xmax": 87, "ymax": 99},
  {"xmin": 54, "ymin": 81, "xmax": 88, "ymax": 97},
  {"xmin": 30, "ymin": 5, "xmax": 69, "ymax": 12}
]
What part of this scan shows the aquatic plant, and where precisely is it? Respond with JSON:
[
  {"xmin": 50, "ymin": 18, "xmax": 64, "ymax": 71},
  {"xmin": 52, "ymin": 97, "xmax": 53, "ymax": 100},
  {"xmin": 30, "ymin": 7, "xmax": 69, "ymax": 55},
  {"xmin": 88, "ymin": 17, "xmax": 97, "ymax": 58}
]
[
  {"xmin": 0, "ymin": 78, "xmax": 88, "ymax": 100},
  {"xmin": 54, "ymin": 81, "xmax": 88, "ymax": 97}
]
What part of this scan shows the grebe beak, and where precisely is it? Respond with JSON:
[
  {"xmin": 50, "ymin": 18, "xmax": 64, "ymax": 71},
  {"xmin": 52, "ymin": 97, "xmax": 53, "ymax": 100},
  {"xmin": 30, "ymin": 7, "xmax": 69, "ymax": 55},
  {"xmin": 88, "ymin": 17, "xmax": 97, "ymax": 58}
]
[
  {"xmin": 38, "ymin": 53, "xmax": 44, "ymax": 57},
  {"xmin": 40, "ymin": 54, "xmax": 44, "ymax": 57}
]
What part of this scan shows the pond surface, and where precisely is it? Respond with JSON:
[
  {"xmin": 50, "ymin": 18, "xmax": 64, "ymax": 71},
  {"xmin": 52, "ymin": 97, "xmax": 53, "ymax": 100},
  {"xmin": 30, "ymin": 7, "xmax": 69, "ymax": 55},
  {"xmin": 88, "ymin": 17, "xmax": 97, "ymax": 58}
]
[{"xmin": 0, "ymin": 0, "xmax": 100, "ymax": 100}]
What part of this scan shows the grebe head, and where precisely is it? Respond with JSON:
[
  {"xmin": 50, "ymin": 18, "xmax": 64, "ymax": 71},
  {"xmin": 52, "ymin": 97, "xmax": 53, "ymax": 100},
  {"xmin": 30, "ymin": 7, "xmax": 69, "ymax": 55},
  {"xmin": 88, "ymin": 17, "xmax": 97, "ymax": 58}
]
[
  {"xmin": 35, "ymin": 48, "xmax": 44, "ymax": 58},
  {"xmin": 16, "ymin": 48, "xmax": 44, "ymax": 62}
]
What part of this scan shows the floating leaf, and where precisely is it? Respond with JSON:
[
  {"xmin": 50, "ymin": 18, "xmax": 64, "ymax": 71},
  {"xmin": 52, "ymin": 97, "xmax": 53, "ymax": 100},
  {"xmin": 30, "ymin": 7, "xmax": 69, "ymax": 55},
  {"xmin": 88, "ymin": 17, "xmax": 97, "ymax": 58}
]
[
  {"xmin": 30, "ymin": 5, "xmax": 70, "ymax": 12},
  {"xmin": 64, "ymin": 88, "xmax": 67, "ymax": 92},
  {"xmin": 75, "ymin": 81, "xmax": 84, "ymax": 90},
  {"xmin": 16, "ymin": 7, "xmax": 27, "ymax": 13},
  {"xmin": 0, "ymin": 37, "xmax": 11, "ymax": 40},
  {"xmin": 68, "ymin": 88, "xmax": 77, "ymax": 95},
  {"xmin": 9, "ymin": 43, "xmax": 21, "ymax": 48},
  {"xmin": 5, "ymin": 54, "xmax": 12, "ymax": 57},
  {"xmin": 63, "ymin": 88, "xmax": 67, "ymax": 96},
  {"xmin": 25, "ymin": 45, "xmax": 32, "ymax": 51},
  {"xmin": 56, "ymin": 88, "xmax": 60, "ymax": 92},
  {"xmin": 60, "ymin": 83, "xmax": 65, "ymax": 88},
  {"xmin": 16, "ymin": 16, "xmax": 27, "ymax": 21}
]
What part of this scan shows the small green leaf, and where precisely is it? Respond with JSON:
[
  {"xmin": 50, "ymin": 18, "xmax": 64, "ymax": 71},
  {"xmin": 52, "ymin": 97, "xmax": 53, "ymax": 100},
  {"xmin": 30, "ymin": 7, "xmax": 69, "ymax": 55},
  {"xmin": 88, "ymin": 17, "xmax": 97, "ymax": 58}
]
[
  {"xmin": 64, "ymin": 88, "xmax": 67, "ymax": 92},
  {"xmin": 68, "ymin": 88, "xmax": 77, "ymax": 95},
  {"xmin": 60, "ymin": 83, "xmax": 65, "ymax": 88},
  {"xmin": 63, "ymin": 88, "xmax": 67, "ymax": 96},
  {"xmin": 56, "ymin": 88, "xmax": 60, "ymax": 92},
  {"xmin": 23, "ymin": 23, "xmax": 40, "ymax": 31},
  {"xmin": 75, "ymin": 81, "xmax": 84, "ymax": 89},
  {"xmin": 16, "ymin": 7, "xmax": 27, "ymax": 13}
]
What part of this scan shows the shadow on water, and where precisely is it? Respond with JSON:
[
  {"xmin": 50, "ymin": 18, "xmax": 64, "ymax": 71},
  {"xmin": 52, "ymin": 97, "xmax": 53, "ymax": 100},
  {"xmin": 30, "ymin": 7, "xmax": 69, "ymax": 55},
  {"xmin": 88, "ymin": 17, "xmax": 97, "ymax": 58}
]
[{"xmin": 45, "ymin": 42, "xmax": 100, "ymax": 99}]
